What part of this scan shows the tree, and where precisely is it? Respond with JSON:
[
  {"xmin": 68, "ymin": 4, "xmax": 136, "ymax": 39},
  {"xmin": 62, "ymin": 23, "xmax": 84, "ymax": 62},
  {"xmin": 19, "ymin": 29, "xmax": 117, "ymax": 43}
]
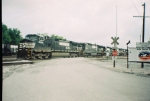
[
  {"xmin": 51, "ymin": 34, "xmax": 66, "ymax": 40},
  {"xmin": 2, "ymin": 23, "xmax": 23, "ymax": 45},
  {"xmin": 8, "ymin": 28, "xmax": 23, "ymax": 44},
  {"xmin": 2, "ymin": 23, "xmax": 12, "ymax": 44}
]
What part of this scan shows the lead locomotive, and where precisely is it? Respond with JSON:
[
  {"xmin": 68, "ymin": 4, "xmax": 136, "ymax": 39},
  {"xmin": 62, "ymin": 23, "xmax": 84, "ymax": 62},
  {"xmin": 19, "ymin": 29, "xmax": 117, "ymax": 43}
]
[{"xmin": 17, "ymin": 34, "xmax": 84, "ymax": 59}]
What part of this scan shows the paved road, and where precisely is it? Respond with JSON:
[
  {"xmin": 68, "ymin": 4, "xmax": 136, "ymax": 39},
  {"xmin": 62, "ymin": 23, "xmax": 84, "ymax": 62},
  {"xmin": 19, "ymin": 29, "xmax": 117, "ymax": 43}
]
[{"xmin": 2, "ymin": 57, "xmax": 150, "ymax": 101}]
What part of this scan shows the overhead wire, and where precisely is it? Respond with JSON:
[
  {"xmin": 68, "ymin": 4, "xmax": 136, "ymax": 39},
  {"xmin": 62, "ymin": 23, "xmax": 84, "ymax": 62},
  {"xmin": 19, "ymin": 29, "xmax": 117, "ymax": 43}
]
[
  {"xmin": 130, "ymin": 0, "xmax": 143, "ymax": 43},
  {"xmin": 131, "ymin": 0, "xmax": 141, "ymax": 16},
  {"xmin": 4, "ymin": 0, "xmax": 57, "ymax": 22},
  {"xmin": 139, "ymin": 0, "xmax": 143, "ymax": 4},
  {"xmin": 3, "ymin": 0, "xmax": 42, "ymax": 16}
]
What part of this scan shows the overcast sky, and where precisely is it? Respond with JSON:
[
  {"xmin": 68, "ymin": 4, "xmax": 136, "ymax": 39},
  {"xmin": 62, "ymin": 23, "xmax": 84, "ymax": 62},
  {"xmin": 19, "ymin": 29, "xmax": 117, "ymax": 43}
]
[{"xmin": 2, "ymin": 0, "xmax": 150, "ymax": 49}]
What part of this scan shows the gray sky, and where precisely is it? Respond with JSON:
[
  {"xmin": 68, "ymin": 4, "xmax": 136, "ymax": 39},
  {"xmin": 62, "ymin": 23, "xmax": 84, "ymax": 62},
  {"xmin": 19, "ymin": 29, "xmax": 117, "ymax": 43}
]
[{"xmin": 2, "ymin": 0, "xmax": 150, "ymax": 49}]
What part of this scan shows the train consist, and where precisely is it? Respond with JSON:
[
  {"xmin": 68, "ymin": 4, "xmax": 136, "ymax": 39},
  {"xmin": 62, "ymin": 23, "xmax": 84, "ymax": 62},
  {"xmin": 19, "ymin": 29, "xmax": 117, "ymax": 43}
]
[{"xmin": 14, "ymin": 33, "xmax": 127, "ymax": 59}]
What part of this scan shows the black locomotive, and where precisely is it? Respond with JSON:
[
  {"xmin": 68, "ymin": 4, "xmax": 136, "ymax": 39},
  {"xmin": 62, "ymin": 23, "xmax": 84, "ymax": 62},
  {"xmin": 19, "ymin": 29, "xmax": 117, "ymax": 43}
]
[
  {"xmin": 83, "ymin": 43, "xmax": 106, "ymax": 57},
  {"xmin": 44, "ymin": 37, "xmax": 84, "ymax": 57},
  {"xmin": 17, "ymin": 34, "xmax": 84, "ymax": 59}
]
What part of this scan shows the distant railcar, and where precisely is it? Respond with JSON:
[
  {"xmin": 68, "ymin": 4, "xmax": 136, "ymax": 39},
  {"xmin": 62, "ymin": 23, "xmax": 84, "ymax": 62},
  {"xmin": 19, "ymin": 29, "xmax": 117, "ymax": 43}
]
[
  {"xmin": 2, "ymin": 44, "xmax": 18, "ymax": 56},
  {"xmin": 116, "ymin": 48, "xmax": 127, "ymax": 56}
]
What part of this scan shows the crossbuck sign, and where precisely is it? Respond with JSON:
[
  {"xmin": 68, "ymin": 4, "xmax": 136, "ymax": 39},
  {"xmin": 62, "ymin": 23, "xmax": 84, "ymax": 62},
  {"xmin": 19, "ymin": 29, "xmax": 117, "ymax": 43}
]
[{"xmin": 111, "ymin": 37, "xmax": 119, "ymax": 49}]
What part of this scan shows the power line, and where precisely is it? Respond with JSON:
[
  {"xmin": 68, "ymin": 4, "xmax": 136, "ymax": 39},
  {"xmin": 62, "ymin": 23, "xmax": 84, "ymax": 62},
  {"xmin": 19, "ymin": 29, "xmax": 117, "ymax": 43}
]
[
  {"xmin": 4, "ymin": 1, "xmax": 57, "ymax": 22},
  {"xmin": 139, "ymin": 0, "xmax": 143, "ymax": 4},
  {"xmin": 3, "ymin": 0, "xmax": 43, "ymax": 16},
  {"xmin": 137, "ymin": 0, "xmax": 143, "ymax": 5},
  {"xmin": 131, "ymin": 0, "xmax": 141, "ymax": 16}
]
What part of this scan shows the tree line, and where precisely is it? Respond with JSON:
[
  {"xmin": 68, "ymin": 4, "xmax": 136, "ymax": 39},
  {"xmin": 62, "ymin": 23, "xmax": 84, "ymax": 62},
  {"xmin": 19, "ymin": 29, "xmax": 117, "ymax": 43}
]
[
  {"xmin": 2, "ymin": 23, "xmax": 23, "ymax": 45},
  {"xmin": 2, "ymin": 23, "xmax": 66, "ymax": 45}
]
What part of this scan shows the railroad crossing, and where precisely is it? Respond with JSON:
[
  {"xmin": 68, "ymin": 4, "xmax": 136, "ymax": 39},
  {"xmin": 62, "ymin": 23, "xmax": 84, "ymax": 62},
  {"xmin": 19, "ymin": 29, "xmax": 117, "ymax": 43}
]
[
  {"xmin": 111, "ymin": 37, "xmax": 119, "ymax": 67},
  {"xmin": 111, "ymin": 37, "xmax": 119, "ymax": 49}
]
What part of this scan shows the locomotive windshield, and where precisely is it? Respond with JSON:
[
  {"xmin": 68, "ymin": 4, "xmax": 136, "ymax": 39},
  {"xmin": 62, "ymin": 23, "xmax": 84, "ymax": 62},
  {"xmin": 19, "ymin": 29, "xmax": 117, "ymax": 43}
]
[{"xmin": 25, "ymin": 35, "xmax": 38, "ymax": 41}]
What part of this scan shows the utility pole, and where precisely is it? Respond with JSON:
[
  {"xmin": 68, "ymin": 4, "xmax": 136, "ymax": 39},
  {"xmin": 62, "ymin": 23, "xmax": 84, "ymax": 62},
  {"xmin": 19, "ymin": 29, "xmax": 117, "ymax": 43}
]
[
  {"xmin": 140, "ymin": 35, "xmax": 141, "ymax": 42},
  {"xmin": 133, "ymin": 3, "xmax": 149, "ymax": 68},
  {"xmin": 141, "ymin": 3, "xmax": 145, "ymax": 68},
  {"xmin": 126, "ymin": 40, "xmax": 130, "ymax": 68},
  {"xmin": 142, "ymin": 3, "xmax": 145, "ymax": 43}
]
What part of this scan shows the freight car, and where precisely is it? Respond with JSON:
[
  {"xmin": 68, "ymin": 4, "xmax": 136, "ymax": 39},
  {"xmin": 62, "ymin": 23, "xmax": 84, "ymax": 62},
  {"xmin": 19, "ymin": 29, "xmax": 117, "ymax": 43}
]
[{"xmin": 2, "ymin": 44, "xmax": 18, "ymax": 56}]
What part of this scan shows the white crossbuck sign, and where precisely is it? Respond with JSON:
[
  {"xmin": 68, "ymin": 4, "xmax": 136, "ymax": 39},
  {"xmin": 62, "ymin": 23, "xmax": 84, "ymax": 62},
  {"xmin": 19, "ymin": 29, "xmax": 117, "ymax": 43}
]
[
  {"xmin": 111, "ymin": 37, "xmax": 119, "ymax": 45},
  {"xmin": 111, "ymin": 37, "xmax": 119, "ymax": 49}
]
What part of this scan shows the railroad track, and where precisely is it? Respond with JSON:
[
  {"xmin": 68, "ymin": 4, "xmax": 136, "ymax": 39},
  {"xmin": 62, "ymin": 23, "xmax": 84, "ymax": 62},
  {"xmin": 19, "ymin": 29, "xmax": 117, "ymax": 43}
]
[{"xmin": 3, "ymin": 55, "xmax": 33, "ymax": 65}]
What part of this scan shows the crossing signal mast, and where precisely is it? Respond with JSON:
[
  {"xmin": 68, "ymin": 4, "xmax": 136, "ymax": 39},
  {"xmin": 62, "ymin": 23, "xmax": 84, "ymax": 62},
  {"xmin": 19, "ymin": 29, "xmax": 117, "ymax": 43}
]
[
  {"xmin": 133, "ymin": 3, "xmax": 150, "ymax": 68},
  {"xmin": 110, "ymin": 5, "xmax": 119, "ymax": 68}
]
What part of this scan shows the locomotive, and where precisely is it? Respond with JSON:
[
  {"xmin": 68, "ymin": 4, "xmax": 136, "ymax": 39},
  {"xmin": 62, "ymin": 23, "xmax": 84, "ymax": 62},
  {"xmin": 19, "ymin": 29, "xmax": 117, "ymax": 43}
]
[
  {"xmin": 17, "ymin": 33, "xmax": 51, "ymax": 59},
  {"xmin": 17, "ymin": 33, "xmax": 84, "ymax": 59},
  {"xmin": 44, "ymin": 37, "xmax": 84, "ymax": 57},
  {"xmin": 83, "ymin": 43, "xmax": 106, "ymax": 57}
]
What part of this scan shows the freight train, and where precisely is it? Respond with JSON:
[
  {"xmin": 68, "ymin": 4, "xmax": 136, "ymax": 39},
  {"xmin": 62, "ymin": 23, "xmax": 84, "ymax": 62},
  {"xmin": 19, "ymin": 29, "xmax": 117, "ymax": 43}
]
[{"xmin": 17, "ymin": 33, "xmax": 127, "ymax": 59}]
